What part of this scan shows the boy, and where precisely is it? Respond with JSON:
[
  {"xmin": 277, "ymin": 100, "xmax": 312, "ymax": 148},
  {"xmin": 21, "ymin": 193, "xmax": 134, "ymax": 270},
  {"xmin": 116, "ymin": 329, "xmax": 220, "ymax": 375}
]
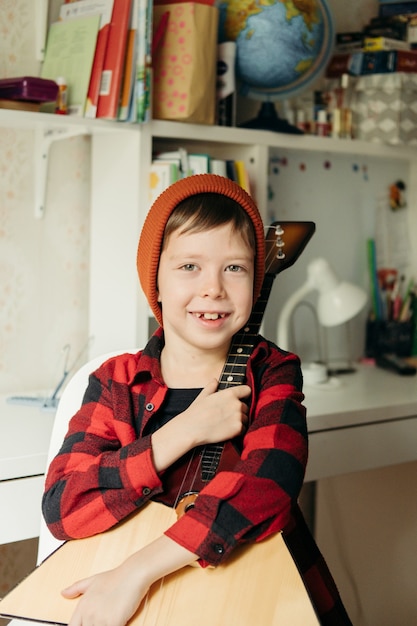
[{"xmin": 42, "ymin": 174, "xmax": 351, "ymax": 625}]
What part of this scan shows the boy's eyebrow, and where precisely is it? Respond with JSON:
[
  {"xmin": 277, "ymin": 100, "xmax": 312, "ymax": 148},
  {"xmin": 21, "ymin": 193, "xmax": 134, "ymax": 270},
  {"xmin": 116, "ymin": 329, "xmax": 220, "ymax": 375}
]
[{"xmin": 167, "ymin": 251, "xmax": 254, "ymax": 261}]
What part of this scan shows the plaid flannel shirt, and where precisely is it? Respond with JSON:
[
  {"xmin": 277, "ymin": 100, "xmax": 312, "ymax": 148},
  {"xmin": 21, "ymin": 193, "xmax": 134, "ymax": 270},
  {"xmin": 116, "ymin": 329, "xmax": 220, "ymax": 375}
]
[{"xmin": 42, "ymin": 328, "xmax": 351, "ymax": 625}]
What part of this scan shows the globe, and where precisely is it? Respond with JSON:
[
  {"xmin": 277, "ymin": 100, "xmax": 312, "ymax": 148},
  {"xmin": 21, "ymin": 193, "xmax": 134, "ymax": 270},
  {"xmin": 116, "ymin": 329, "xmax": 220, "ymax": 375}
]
[{"xmin": 218, "ymin": 0, "xmax": 334, "ymax": 133}]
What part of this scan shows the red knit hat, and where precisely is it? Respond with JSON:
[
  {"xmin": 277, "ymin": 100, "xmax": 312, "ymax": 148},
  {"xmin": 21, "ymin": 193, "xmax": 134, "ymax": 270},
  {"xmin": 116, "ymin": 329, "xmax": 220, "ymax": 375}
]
[{"xmin": 137, "ymin": 174, "xmax": 265, "ymax": 326}]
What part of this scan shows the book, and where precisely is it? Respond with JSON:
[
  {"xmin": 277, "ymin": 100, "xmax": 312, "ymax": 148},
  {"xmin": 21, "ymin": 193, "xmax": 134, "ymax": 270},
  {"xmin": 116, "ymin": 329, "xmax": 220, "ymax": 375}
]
[
  {"xmin": 364, "ymin": 16, "xmax": 410, "ymax": 41},
  {"xmin": 226, "ymin": 160, "xmax": 238, "ymax": 183},
  {"xmin": 41, "ymin": 15, "xmax": 101, "ymax": 116},
  {"xmin": 118, "ymin": 31, "xmax": 138, "ymax": 121},
  {"xmin": 188, "ymin": 153, "xmax": 211, "ymax": 175},
  {"xmin": 96, "ymin": 0, "xmax": 133, "ymax": 119},
  {"xmin": 209, "ymin": 159, "xmax": 227, "ymax": 177},
  {"xmin": 326, "ymin": 53, "xmax": 363, "ymax": 78},
  {"xmin": 59, "ymin": 0, "xmax": 115, "ymax": 119},
  {"xmin": 336, "ymin": 31, "xmax": 365, "ymax": 45},
  {"xmin": 363, "ymin": 36, "xmax": 411, "ymax": 50},
  {"xmin": 154, "ymin": 148, "xmax": 191, "ymax": 177},
  {"xmin": 0, "ymin": 98, "xmax": 40, "ymax": 112},
  {"xmin": 363, "ymin": 48, "xmax": 417, "ymax": 72},
  {"xmin": 379, "ymin": 2, "xmax": 417, "ymax": 17},
  {"xmin": 149, "ymin": 160, "xmax": 179, "ymax": 204},
  {"xmin": 395, "ymin": 48, "xmax": 417, "ymax": 69},
  {"xmin": 335, "ymin": 41, "xmax": 365, "ymax": 53},
  {"xmin": 118, "ymin": 0, "xmax": 139, "ymax": 121},
  {"xmin": 375, "ymin": 14, "xmax": 417, "ymax": 44},
  {"xmin": 326, "ymin": 48, "xmax": 417, "ymax": 76},
  {"xmin": 234, "ymin": 160, "xmax": 251, "ymax": 194},
  {"xmin": 135, "ymin": 0, "xmax": 154, "ymax": 123}
]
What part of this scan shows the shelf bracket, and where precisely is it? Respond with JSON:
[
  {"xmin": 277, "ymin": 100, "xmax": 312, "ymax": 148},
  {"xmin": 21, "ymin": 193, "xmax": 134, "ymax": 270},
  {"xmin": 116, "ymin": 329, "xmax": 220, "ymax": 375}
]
[{"xmin": 34, "ymin": 126, "xmax": 89, "ymax": 219}]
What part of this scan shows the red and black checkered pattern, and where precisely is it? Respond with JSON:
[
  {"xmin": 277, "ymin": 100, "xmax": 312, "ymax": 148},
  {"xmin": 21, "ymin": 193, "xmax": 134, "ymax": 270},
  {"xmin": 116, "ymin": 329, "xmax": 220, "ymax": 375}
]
[{"xmin": 43, "ymin": 328, "xmax": 351, "ymax": 625}]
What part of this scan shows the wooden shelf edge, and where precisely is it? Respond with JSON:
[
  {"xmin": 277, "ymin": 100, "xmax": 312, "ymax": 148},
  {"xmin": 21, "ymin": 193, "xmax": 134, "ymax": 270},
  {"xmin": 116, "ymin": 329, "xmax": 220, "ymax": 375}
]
[{"xmin": 1, "ymin": 109, "xmax": 416, "ymax": 161}]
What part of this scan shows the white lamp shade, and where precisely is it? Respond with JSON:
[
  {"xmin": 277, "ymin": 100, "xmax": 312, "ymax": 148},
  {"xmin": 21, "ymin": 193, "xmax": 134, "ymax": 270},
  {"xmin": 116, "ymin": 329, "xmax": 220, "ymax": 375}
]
[
  {"xmin": 277, "ymin": 257, "xmax": 368, "ymax": 351},
  {"xmin": 317, "ymin": 281, "xmax": 368, "ymax": 327}
]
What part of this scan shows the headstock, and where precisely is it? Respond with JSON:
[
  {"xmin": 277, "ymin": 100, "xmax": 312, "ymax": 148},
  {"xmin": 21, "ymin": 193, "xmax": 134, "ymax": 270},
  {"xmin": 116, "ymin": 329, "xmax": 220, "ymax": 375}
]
[{"xmin": 264, "ymin": 221, "xmax": 316, "ymax": 277}]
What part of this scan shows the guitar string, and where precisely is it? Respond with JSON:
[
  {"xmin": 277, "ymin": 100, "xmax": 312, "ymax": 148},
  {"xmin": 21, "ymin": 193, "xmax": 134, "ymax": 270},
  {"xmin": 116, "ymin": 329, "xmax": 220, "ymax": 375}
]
[
  {"xmin": 193, "ymin": 229, "xmax": 281, "ymax": 498},
  {"xmin": 152, "ymin": 227, "xmax": 283, "ymax": 609},
  {"xmin": 172, "ymin": 448, "xmax": 201, "ymax": 509},
  {"xmin": 180, "ymin": 227, "xmax": 280, "ymax": 492},
  {"xmin": 169, "ymin": 226, "xmax": 281, "ymax": 511}
]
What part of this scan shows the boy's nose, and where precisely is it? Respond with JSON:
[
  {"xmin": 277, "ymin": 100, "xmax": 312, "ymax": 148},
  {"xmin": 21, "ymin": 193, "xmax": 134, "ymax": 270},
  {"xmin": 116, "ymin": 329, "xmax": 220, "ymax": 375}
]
[{"xmin": 200, "ymin": 272, "xmax": 225, "ymax": 298}]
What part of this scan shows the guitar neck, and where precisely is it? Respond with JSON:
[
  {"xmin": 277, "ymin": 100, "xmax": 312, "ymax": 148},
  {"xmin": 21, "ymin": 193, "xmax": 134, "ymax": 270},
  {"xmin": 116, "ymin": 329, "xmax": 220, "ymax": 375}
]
[
  {"xmin": 176, "ymin": 222, "xmax": 315, "ymax": 486},
  {"xmin": 218, "ymin": 273, "xmax": 275, "ymax": 391},
  {"xmin": 202, "ymin": 222, "xmax": 315, "ymax": 481}
]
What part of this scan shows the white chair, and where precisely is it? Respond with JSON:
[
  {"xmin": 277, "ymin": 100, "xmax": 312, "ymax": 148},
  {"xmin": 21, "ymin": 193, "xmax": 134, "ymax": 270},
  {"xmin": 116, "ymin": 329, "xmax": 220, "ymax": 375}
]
[{"xmin": 9, "ymin": 350, "xmax": 133, "ymax": 626}]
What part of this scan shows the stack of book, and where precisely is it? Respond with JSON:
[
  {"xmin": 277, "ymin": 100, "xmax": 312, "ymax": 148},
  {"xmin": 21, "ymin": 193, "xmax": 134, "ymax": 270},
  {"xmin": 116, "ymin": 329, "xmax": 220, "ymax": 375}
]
[
  {"xmin": 149, "ymin": 148, "xmax": 251, "ymax": 204},
  {"xmin": 327, "ymin": 1, "xmax": 417, "ymax": 77},
  {"xmin": 40, "ymin": 0, "xmax": 154, "ymax": 122}
]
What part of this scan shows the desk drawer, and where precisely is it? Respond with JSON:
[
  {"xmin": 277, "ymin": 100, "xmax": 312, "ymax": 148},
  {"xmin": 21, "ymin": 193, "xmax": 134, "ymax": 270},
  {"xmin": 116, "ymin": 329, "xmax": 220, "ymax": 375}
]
[
  {"xmin": 0, "ymin": 475, "xmax": 44, "ymax": 544},
  {"xmin": 306, "ymin": 417, "xmax": 417, "ymax": 482}
]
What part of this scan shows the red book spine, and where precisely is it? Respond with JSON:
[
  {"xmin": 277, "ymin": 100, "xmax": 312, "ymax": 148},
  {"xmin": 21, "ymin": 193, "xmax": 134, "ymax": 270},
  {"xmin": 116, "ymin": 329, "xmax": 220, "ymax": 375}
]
[
  {"xmin": 396, "ymin": 49, "xmax": 417, "ymax": 72},
  {"xmin": 97, "ymin": 0, "xmax": 132, "ymax": 119},
  {"xmin": 326, "ymin": 53, "xmax": 351, "ymax": 78},
  {"xmin": 85, "ymin": 22, "xmax": 111, "ymax": 118}
]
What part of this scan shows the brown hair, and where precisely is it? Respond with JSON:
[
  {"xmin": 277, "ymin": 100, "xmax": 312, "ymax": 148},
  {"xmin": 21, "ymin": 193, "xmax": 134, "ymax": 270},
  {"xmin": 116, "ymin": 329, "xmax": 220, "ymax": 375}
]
[{"xmin": 162, "ymin": 193, "xmax": 257, "ymax": 254}]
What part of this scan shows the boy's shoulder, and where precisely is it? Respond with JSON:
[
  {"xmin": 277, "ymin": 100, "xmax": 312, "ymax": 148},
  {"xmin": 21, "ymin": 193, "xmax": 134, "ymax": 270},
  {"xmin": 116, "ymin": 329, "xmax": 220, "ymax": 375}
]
[
  {"xmin": 92, "ymin": 350, "xmax": 142, "ymax": 382},
  {"xmin": 92, "ymin": 329, "xmax": 165, "ymax": 381},
  {"xmin": 252, "ymin": 334, "xmax": 299, "ymax": 364}
]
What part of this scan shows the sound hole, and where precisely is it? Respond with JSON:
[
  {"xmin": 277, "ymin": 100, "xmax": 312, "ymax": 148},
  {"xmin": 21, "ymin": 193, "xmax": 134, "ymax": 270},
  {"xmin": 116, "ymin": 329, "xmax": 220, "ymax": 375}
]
[{"xmin": 176, "ymin": 492, "xmax": 199, "ymax": 519}]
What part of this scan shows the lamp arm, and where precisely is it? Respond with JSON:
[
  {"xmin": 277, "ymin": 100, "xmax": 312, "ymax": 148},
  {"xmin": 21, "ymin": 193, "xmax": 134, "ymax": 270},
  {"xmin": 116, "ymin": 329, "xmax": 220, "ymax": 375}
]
[{"xmin": 277, "ymin": 281, "xmax": 314, "ymax": 351}]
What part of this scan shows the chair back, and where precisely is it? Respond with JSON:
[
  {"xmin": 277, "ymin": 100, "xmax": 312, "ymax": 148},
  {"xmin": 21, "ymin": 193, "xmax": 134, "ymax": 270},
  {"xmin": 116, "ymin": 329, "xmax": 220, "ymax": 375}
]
[{"xmin": 37, "ymin": 350, "xmax": 134, "ymax": 563}]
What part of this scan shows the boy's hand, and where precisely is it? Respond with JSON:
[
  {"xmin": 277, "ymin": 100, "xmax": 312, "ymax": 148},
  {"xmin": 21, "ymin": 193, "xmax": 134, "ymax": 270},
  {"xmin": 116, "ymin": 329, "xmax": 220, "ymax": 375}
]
[
  {"xmin": 62, "ymin": 562, "xmax": 147, "ymax": 626},
  {"xmin": 151, "ymin": 381, "xmax": 251, "ymax": 473},
  {"xmin": 186, "ymin": 379, "xmax": 251, "ymax": 444},
  {"xmin": 62, "ymin": 535, "xmax": 197, "ymax": 626}
]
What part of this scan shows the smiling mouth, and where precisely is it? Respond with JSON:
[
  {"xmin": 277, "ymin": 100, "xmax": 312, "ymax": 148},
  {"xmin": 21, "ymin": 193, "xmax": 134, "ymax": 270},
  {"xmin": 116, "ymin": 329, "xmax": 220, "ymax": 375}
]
[{"xmin": 193, "ymin": 312, "xmax": 227, "ymax": 320}]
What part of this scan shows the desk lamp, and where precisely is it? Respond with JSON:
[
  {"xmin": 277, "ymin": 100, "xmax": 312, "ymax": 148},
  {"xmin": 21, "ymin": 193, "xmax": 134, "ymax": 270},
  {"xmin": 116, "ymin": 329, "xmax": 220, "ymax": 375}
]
[{"xmin": 277, "ymin": 258, "xmax": 367, "ymax": 383}]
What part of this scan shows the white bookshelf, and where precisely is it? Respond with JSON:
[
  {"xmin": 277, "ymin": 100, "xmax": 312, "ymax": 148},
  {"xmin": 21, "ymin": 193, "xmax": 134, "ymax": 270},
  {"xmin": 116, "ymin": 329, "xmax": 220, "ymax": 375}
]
[{"xmin": 2, "ymin": 109, "xmax": 417, "ymax": 356}]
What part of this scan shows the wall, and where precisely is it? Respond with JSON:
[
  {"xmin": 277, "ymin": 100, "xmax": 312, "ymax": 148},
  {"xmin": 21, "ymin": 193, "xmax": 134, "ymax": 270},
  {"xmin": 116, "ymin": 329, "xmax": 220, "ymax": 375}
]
[
  {"xmin": 0, "ymin": 0, "xmax": 91, "ymax": 395},
  {"xmin": 263, "ymin": 151, "xmax": 414, "ymax": 363},
  {"xmin": 0, "ymin": 0, "xmax": 91, "ymax": 611}
]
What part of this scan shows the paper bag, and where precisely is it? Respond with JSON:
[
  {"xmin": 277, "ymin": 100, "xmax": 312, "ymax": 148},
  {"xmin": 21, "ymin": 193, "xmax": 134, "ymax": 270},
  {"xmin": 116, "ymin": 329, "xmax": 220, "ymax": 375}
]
[{"xmin": 153, "ymin": 3, "xmax": 219, "ymax": 124}]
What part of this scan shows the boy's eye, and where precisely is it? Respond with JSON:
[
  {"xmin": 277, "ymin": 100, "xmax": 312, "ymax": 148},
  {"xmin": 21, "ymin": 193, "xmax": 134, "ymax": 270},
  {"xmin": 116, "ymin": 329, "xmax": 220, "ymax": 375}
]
[
  {"xmin": 181, "ymin": 263, "xmax": 197, "ymax": 271},
  {"xmin": 226, "ymin": 264, "xmax": 243, "ymax": 272}
]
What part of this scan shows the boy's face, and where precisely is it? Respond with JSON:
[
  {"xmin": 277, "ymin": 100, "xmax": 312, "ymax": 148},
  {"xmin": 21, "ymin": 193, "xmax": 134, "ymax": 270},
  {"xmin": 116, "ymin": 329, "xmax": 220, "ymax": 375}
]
[{"xmin": 157, "ymin": 221, "xmax": 254, "ymax": 354}]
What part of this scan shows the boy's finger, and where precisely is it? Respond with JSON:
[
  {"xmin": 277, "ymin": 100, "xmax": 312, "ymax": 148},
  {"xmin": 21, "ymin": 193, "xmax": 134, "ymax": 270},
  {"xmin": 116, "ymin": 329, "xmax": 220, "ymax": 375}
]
[
  {"xmin": 61, "ymin": 576, "xmax": 92, "ymax": 598},
  {"xmin": 198, "ymin": 378, "xmax": 219, "ymax": 397},
  {"xmin": 233, "ymin": 384, "xmax": 252, "ymax": 399}
]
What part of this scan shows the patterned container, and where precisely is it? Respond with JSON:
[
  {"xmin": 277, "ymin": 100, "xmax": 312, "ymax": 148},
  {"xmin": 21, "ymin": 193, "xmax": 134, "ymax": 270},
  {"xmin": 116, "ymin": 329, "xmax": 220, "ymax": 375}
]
[{"xmin": 352, "ymin": 72, "xmax": 417, "ymax": 145}]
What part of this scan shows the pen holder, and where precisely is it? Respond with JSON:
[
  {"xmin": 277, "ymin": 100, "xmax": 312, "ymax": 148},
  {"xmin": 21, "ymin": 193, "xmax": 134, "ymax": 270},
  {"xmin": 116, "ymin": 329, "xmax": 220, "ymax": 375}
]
[{"xmin": 365, "ymin": 319, "xmax": 414, "ymax": 357}]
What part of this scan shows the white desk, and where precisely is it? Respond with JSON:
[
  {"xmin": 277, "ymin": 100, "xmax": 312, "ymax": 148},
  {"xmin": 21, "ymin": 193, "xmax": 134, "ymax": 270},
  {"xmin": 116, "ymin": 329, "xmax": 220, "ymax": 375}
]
[
  {"xmin": 0, "ymin": 396, "xmax": 55, "ymax": 545},
  {"xmin": 304, "ymin": 363, "xmax": 417, "ymax": 481},
  {"xmin": 1, "ymin": 364, "xmax": 416, "ymax": 544}
]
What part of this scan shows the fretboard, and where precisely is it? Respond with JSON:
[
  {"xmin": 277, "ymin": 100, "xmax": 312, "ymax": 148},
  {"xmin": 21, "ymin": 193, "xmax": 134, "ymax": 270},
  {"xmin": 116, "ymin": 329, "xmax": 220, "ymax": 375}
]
[{"xmin": 201, "ymin": 273, "xmax": 276, "ymax": 481}]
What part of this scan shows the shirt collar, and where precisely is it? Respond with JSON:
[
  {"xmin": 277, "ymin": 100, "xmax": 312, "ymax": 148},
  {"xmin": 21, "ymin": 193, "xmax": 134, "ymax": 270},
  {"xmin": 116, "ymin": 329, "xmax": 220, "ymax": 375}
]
[{"xmin": 129, "ymin": 326, "xmax": 165, "ymax": 385}]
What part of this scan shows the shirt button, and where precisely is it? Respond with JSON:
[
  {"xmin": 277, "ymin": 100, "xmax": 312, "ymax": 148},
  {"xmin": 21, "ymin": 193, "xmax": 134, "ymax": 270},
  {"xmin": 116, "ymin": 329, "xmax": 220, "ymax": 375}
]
[
  {"xmin": 213, "ymin": 544, "xmax": 224, "ymax": 555},
  {"xmin": 142, "ymin": 487, "xmax": 151, "ymax": 496},
  {"xmin": 145, "ymin": 403, "xmax": 154, "ymax": 411}
]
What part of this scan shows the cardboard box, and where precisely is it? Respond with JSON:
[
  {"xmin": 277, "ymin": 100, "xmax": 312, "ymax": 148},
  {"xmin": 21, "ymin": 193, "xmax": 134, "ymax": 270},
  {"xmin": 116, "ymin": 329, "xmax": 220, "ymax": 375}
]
[{"xmin": 352, "ymin": 72, "xmax": 417, "ymax": 145}]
